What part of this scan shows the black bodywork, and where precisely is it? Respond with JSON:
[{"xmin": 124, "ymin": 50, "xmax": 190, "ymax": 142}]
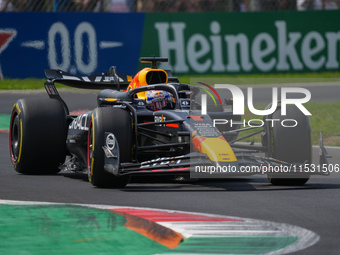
[{"xmin": 43, "ymin": 58, "xmax": 331, "ymax": 182}]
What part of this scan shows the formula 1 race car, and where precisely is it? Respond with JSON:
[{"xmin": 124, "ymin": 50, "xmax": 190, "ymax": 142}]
[{"xmin": 9, "ymin": 57, "xmax": 331, "ymax": 188}]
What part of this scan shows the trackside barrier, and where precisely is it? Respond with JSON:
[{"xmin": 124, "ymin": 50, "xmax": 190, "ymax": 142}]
[{"xmin": 0, "ymin": 11, "xmax": 340, "ymax": 78}]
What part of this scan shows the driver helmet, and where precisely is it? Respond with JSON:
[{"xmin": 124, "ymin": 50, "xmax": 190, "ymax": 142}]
[{"xmin": 146, "ymin": 90, "xmax": 173, "ymax": 111}]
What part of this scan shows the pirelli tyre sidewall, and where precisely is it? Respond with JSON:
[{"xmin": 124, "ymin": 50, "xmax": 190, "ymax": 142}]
[
  {"xmin": 9, "ymin": 98, "xmax": 67, "ymax": 174},
  {"xmin": 88, "ymin": 107, "xmax": 132, "ymax": 188},
  {"xmin": 263, "ymin": 105, "xmax": 312, "ymax": 186}
]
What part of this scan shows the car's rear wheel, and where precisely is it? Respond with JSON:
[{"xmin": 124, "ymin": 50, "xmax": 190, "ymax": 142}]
[
  {"xmin": 9, "ymin": 98, "xmax": 67, "ymax": 174},
  {"xmin": 88, "ymin": 107, "xmax": 132, "ymax": 188},
  {"xmin": 263, "ymin": 105, "xmax": 311, "ymax": 185}
]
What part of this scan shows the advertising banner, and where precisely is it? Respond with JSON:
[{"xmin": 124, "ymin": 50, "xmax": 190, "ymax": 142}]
[
  {"xmin": 1, "ymin": 11, "xmax": 340, "ymax": 78},
  {"xmin": 141, "ymin": 11, "xmax": 340, "ymax": 75},
  {"xmin": 0, "ymin": 12, "xmax": 144, "ymax": 79}
]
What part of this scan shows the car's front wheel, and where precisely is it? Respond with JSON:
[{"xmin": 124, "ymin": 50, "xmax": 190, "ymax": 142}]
[
  {"xmin": 88, "ymin": 107, "xmax": 132, "ymax": 188},
  {"xmin": 263, "ymin": 105, "xmax": 311, "ymax": 186}
]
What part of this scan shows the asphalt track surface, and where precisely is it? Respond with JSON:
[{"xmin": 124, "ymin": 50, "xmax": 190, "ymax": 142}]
[{"xmin": 0, "ymin": 84, "xmax": 340, "ymax": 254}]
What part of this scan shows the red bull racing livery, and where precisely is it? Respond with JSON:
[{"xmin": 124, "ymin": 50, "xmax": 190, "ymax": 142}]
[{"xmin": 9, "ymin": 57, "xmax": 331, "ymax": 188}]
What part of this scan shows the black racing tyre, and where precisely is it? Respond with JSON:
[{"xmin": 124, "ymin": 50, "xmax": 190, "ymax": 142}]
[
  {"xmin": 88, "ymin": 107, "xmax": 132, "ymax": 188},
  {"xmin": 263, "ymin": 105, "xmax": 311, "ymax": 186},
  {"xmin": 9, "ymin": 98, "xmax": 67, "ymax": 174}
]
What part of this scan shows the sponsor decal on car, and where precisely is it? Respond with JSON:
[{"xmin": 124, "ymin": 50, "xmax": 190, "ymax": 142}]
[
  {"xmin": 106, "ymin": 133, "xmax": 116, "ymax": 150},
  {"xmin": 69, "ymin": 114, "xmax": 89, "ymax": 131}
]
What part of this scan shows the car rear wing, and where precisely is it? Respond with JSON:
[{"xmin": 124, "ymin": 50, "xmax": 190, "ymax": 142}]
[
  {"xmin": 44, "ymin": 67, "xmax": 131, "ymax": 91},
  {"xmin": 44, "ymin": 67, "xmax": 132, "ymax": 115}
]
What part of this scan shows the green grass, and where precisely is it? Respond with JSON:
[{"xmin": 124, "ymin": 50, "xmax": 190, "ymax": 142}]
[
  {"xmin": 1, "ymin": 72, "xmax": 340, "ymax": 90},
  {"xmin": 306, "ymin": 102, "xmax": 340, "ymax": 146},
  {"xmin": 0, "ymin": 79, "xmax": 68, "ymax": 90},
  {"xmin": 178, "ymin": 72, "xmax": 340, "ymax": 85},
  {"xmin": 0, "ymin": 79, "xmax": 45, "ymax": 90},
  {"xmin": 239, "ymin": 102, "xmax": 340, "ymax": 146}
]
